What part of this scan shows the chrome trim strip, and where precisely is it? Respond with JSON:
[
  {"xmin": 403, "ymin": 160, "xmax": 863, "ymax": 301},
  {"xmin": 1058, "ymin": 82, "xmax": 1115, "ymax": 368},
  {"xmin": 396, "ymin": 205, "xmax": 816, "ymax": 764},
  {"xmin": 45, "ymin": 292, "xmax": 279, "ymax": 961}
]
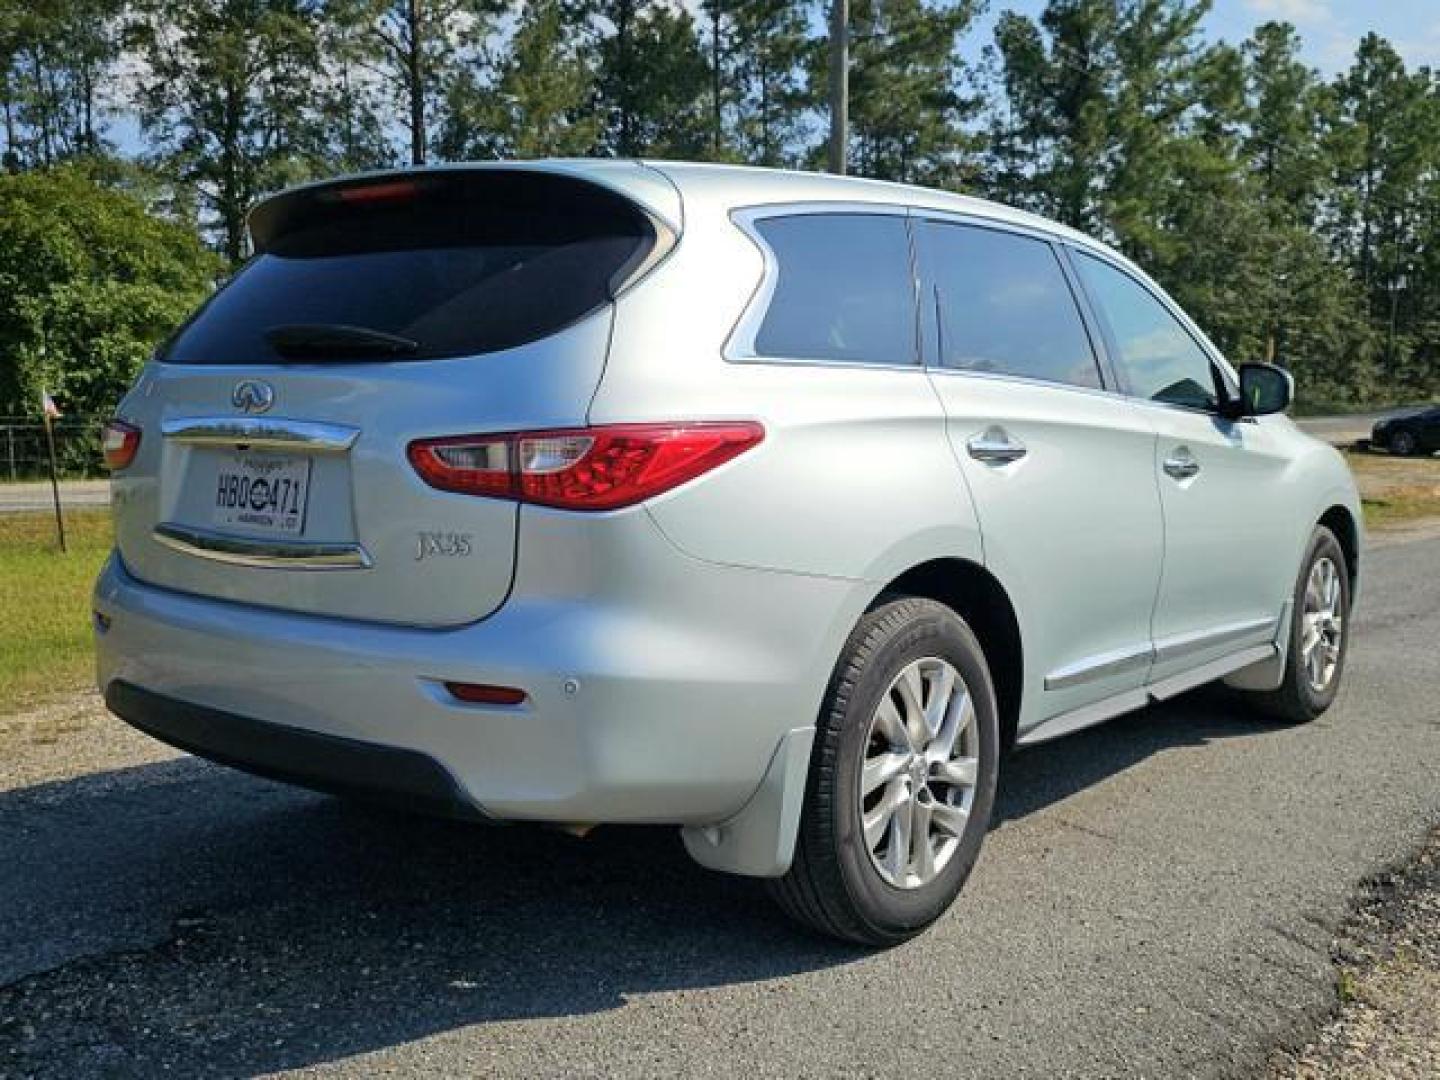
[
  {"xmin": 161, "ymin": 417, "xmax": 360, "ymax": 453},
  {"xmin": 153, "ymin": 523, "xmax": 373, "ymax": 570},
  {"xmin": 1150, "ymin": 615, "xmax": 1278, "ymax": 665},
  {"xmin": 1022, "ymin": 643, "xmax": 1278, "ymax": 746},
  {"xmin": 1044, "ymin": 642, "xmax": 1154, "ymax": 691},
  {"xmin": 1044, "ymin": 615, "xmax": 1278, "ymax": 692},
  {"xmin": 1146, "ymin": 644, "xmax": 1276, "ymax": 704}
]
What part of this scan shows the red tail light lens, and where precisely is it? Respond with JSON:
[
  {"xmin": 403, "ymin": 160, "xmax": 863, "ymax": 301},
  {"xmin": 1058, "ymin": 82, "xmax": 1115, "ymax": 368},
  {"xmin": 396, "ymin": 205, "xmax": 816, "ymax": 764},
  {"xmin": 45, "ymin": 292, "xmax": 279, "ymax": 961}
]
[
  {"xmin": 101, "ymin": 419, "xmax": 142, "ymax": 471},
  {"xmin": 408, "ymin": 422, "xmax": 763, "ymax": 511}
]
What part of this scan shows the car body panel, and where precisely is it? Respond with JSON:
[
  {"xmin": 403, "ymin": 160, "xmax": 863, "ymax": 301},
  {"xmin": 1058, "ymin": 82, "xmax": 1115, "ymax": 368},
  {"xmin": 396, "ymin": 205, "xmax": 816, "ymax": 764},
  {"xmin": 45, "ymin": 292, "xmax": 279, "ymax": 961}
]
[
  {"xmin": 1143, "ymin": 407, "xmax": 1300, "ymax": 682},
  {"xmin": 924, "ymin": 372, "xmax": 1165, "ymax": 733},
  {"xmin": 96, "ymin": 159, "xmax": 1366, "ymax": 880}
]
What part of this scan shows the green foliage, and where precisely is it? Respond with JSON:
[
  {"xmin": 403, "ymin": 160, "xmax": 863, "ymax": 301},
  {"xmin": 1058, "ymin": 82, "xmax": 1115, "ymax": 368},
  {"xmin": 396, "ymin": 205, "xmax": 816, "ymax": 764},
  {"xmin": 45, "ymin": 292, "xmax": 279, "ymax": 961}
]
[
  {"xmin": 0, "ymin": 0, "xmax": 1436, "ymax": 411},
  {"xmin": 0, "ymin": 0, "xmax": 122, "ymax": 169},
  {"xmin": 827, "ymin": 0, "xmax": 984, "ymax": 186},
  {"xmin": 704, "ymin": 0, "xmax": 817, "ymax": 166},
  {"xmin": 989, "ymin": 3, "xmax": 1439, "ymax": 407},
  {"xmin": 587, "ymin": 0, "xmax": 711, "ymax": 157},
  {"xmin": 326, "ymin": 0, "xmax": 503, "ymax": 167},
  {"xmin": 0, "ymin": 166, "xmax": 220, "ymax": 421},
  {"xmin": 439, "ymin": 0, "xmax": 599, "ymax": 159},
  {"xmin": 128, "ymin": 0, "xmax": 335, "ymax": 264}
]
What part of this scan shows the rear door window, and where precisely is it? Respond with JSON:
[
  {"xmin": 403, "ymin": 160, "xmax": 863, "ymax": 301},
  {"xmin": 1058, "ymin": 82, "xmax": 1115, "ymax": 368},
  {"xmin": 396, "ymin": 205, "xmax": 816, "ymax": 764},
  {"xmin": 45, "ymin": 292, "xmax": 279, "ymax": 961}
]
[
  {"xmin": 918, "ymin": 221, "xmax": 1103, "ymax": 389},
  {"xmin": 162, "ymin": 171, "xmax": 658, "ymax": 364},
  {"xmin": 748, "ymin": 214, "xmax": 917, "ymax": 366}
]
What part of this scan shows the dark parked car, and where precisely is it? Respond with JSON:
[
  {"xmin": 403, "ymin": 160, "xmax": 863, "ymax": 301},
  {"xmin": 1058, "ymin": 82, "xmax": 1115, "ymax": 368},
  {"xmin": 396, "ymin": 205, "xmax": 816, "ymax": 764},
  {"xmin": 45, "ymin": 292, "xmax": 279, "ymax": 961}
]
[{"xmin": 1372, "ymin": 407, "xmax": 1440, "ymax": 456}]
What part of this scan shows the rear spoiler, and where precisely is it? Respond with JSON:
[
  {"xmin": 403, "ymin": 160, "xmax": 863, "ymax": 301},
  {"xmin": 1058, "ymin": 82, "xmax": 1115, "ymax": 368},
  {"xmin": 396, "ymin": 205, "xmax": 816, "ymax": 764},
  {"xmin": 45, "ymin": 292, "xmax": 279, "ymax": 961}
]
[{"xmin": 248, "ymin": 161, "xmax": 682, "ymax": 255}]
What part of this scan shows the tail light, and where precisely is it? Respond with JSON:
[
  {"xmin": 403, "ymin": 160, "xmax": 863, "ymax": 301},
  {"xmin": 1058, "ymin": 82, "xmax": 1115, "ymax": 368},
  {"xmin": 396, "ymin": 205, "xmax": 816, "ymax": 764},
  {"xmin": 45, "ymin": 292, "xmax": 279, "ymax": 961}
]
[
  {"xmin": 408, "ymin": 422, "xmax": 764, "ymax": 511},
  {"xmin": 101, "ymin": 420, "xmax": 142, "ymax": 471}
]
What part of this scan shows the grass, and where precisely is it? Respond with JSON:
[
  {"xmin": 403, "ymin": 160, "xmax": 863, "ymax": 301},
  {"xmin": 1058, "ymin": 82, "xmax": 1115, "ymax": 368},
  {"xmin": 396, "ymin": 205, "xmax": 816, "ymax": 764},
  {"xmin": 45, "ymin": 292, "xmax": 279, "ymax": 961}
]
[
  {"xmin": 1344, "ymin": 450, "xmax": 1440, "ymax": 529},
  {"xmin": 0, "ymin": 509, "xmax": 112, "ymax": 713}
]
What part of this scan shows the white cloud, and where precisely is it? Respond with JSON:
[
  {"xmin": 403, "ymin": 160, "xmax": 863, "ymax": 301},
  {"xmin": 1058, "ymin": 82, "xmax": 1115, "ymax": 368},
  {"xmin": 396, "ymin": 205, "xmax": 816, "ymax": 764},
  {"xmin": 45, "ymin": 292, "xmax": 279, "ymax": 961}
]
[{"xmin": 1242, "ymin": 0, "xmax": 1335, "ymax": 22}]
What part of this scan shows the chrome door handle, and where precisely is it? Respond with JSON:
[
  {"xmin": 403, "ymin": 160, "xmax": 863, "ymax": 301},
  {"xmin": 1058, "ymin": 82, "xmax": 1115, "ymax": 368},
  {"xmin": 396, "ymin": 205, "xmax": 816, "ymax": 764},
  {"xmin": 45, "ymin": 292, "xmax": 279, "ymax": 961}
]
[
  {"xmin": 966, "ymin": 426, "xmax": 1027, "ymax": 465},
  {"xmin": 1163, "ymin": 447, "xmax": 1200, "ymax": 481}
]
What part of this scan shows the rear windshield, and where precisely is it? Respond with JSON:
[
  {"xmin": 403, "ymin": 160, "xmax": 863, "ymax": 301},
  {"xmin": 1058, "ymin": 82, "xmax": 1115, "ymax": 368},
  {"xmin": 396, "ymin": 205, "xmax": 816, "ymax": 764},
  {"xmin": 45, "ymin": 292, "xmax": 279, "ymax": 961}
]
[{"xmin": 162, "ymin": 171, "xmax": 657, "ymax": 364}]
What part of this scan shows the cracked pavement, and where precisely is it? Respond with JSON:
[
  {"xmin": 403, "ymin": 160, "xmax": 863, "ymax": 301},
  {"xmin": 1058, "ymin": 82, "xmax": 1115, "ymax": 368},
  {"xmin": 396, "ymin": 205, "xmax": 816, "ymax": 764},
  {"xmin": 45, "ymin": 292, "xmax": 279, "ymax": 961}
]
[{"xmin": 1, "ymin": 533, "xmax": 1438, "ymax": 1078}]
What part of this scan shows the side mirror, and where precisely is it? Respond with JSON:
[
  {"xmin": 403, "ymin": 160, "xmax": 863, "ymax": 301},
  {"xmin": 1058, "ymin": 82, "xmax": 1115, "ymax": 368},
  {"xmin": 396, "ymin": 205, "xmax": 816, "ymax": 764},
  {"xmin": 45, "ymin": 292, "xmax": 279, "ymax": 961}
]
[{"xmin": 1233, "ymin": 363, "xmax": 1293, "ymax": 417}]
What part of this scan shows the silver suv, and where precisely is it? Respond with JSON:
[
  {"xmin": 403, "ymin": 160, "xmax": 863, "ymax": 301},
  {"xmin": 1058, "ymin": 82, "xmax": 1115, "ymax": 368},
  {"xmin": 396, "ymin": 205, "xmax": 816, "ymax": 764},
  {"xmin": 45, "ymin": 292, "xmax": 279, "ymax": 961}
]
[{"xmin": 96, "ymin": 162, "xmax": 1361, "ymax": 944}]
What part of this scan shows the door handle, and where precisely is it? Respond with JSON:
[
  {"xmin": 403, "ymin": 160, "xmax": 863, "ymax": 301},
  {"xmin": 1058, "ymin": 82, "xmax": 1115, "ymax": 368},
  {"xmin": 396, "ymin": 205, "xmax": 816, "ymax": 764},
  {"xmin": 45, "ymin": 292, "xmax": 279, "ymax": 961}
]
[
  {"xmin": 1163, "ymin": 447, "xmax": 1200, "ymax": 481},
  {"xmin": 967, "ymin": 426, "xmax": 1027, "ymax": 465}
]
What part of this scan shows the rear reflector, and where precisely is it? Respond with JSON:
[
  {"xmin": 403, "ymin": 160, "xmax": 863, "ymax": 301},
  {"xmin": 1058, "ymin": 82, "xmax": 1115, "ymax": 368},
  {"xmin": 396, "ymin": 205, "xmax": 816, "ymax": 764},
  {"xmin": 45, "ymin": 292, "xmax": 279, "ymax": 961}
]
[
  {"xmin": 444, "ymin": 682, "xmax": 527, "ymax": 706},
  {"xmin": 408, "ymin": 422, "xmax": 763, "ymax": 511},
  {"xmin": 101, "ymin": 419, "xmax": 142, "ymax": 471}
]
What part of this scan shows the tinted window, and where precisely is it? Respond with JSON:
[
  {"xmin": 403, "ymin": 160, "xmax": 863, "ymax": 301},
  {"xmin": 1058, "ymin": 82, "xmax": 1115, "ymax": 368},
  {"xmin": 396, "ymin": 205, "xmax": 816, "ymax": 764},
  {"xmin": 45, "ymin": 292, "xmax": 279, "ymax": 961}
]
[
  {"xmin": 920, "ymin": 222, "xmax": 1101, "ymax": 389},
  {"xmin": 164, "ymin": 172, "xmax": 655, "ymax": 364},
  {"xmin": 751, "ymin": 214, "xmax": 916, "ymax": 365},
  {"xmin": 1074, "ymin": 253, "xmax": 1218, "ymax": 410}
]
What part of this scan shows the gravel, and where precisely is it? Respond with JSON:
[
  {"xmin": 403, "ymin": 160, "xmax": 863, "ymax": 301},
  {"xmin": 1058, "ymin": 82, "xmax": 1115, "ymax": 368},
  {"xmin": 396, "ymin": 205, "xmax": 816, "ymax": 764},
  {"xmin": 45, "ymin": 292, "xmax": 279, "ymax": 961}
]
[{"xmin": 1269, "ymin": 828, "xmax": 1440, "ymax": 1079}]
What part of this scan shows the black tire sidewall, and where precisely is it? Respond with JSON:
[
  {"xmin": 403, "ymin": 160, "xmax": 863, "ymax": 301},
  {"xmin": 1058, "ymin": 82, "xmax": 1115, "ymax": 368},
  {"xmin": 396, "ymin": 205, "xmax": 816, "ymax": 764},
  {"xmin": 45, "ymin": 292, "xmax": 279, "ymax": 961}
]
[
  {"xmin": 828, "ymin": 603, "xmax": 1000, "ymax": 938},
  {"xmin": 1392, "ymin": 429, "xmax": 1418, "ymax": 456},
  {"xmin": 1284, "ymin": 528, "xmax": 1351, "ymax": 716}
]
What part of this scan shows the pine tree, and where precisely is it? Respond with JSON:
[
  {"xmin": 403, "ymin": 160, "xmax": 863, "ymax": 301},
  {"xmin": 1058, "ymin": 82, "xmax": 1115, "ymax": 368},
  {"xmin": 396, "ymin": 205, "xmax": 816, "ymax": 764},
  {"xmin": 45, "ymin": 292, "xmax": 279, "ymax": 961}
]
[
  {"xmin": 1, "ymin": 0, "xmax": 123, "ymax": 169},
  {"xmin": 1324, "ymin": 35, "xmax": 1438, "ymax": 391},
  {"xmin": 827, "ymin": 0, "xmax": 984, "ymax": 187},
  {"xmin": 702, "ymin": 0, "xmax": 815, "ymax": 166},
  {"xmin": 330, "ymin": 0, "xmax": 501, "ymax": 166},
  {"xmin": 586, "ymin": 0, "xmax": 710, "ymax": 158},
  {"xmin": 438, "ymin": 0, "xmax": 598, "ymax": 160},
  {"xmin": 129, "ymin": 0, "xmax": 330, "ymax": 264}
]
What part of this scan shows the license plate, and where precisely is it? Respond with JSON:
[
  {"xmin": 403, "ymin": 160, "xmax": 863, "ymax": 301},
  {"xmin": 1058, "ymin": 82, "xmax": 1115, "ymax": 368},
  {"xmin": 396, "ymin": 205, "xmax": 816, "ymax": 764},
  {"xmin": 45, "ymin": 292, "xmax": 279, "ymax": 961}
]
[{"xmin": 212, "ymin": 451, "xmax": 312, "ymax": 535}]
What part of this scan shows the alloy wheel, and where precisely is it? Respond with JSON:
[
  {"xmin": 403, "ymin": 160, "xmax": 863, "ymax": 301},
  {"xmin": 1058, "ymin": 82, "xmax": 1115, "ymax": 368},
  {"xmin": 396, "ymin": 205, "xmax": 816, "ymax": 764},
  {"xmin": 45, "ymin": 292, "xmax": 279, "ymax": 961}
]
[
  {"xmin": 1301, "ymin": 556, "xmax": 1344, "ymax": 692},
  {"xmin": 858, "ymin": 657, "xmax": 979, "ymax": 889}
]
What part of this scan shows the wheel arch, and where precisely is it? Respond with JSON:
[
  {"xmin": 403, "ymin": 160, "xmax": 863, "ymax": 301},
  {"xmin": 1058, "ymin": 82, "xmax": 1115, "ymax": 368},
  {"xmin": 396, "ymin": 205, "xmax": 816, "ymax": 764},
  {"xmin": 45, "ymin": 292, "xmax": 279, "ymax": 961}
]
[
  {"xmin": 1318, "ymin": 503, "xmax": 1360, "ymax": 588},
  {"xmin": 872, "ymin": 558, "xmax": 1024, "ymax": 752}
]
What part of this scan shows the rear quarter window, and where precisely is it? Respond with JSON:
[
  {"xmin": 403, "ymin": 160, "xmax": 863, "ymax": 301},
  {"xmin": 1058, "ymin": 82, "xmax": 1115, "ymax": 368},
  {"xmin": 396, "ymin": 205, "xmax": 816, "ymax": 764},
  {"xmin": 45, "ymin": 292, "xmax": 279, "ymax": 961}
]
[
  {"xmin": 162, "ymin": 171, "xmax": 657, "ymax": 364},
  {"xmin": 746, "ymin": 214, "xmax": 917, "ymax": 366}
]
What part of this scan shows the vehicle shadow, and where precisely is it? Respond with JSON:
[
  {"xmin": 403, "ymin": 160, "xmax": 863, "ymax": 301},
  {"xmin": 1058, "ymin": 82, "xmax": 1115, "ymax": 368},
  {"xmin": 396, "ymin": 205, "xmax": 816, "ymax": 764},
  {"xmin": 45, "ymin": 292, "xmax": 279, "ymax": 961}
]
[{"xmin": 0, "ymin": 686, "xmax": 1270, "ymax": 1077}]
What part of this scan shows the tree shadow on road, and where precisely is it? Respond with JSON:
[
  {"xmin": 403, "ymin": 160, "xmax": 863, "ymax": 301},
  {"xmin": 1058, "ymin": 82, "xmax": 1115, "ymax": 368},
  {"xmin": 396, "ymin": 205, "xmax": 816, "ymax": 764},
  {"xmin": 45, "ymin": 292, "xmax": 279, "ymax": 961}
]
[{"xmin": 0, "ymin": 685, "xmax": 1273, "ymax": 1078}]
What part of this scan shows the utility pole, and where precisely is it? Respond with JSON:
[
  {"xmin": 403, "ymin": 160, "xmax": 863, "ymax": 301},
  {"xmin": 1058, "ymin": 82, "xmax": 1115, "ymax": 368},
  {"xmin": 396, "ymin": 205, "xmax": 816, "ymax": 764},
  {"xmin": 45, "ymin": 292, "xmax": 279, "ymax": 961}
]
[{"xmin": 827, "ymin": 0, "xmax": 848, "ymax": 175}]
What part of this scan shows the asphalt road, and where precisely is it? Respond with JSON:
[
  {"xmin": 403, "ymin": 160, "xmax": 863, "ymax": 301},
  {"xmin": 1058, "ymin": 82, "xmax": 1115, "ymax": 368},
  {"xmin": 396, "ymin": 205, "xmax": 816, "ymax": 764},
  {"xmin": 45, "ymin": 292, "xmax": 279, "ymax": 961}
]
[
  {"xmin": 2, "ymin": 533, "xmax": 1438, "ymax": 1078},
  {"xmin": 0, "ymin": 480, "xmax": 110, "ymax": 514}
]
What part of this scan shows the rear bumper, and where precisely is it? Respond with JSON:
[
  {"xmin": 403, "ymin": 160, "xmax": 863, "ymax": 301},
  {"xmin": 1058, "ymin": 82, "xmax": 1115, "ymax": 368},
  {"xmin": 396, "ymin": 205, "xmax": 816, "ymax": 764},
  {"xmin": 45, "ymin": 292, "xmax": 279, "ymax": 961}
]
[
  {"xmin": 105, "ymin": 680, "xmax": 489, "ymax": 821},
  {"xmin": 93, "ymin": 508, "xmax": 865, "ymax": 834}
]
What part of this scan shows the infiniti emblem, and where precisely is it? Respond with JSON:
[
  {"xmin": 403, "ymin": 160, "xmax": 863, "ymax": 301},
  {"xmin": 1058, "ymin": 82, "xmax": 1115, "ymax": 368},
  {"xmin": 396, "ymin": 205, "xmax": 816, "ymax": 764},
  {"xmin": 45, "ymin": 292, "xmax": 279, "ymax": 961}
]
[{"xmin": 232, "ymin": 380, "xmax": 275, "ymax": 414}]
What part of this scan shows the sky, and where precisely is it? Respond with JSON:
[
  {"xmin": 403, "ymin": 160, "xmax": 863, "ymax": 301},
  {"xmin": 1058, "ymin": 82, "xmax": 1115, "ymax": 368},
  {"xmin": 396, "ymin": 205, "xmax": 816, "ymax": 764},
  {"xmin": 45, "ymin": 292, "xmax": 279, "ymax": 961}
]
[{"xmin": 968, "ymin": 0, "xmax": 1440, "ymax": 74}]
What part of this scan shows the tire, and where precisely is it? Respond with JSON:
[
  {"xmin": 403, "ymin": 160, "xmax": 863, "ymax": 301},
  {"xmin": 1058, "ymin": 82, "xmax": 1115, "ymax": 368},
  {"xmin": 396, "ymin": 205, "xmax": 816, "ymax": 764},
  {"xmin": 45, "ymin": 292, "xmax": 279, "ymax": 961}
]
[
  {"xmin": 769, "ymin": 597, "xmax": 1000, "ymax": 946},
  {"xmin": 1247, "ymin": 526, "xmax": 1351, "ymax": 724},
  {"xmin": 1391, "ymin": 428, "xmax": 1419, "ymax": 457}
]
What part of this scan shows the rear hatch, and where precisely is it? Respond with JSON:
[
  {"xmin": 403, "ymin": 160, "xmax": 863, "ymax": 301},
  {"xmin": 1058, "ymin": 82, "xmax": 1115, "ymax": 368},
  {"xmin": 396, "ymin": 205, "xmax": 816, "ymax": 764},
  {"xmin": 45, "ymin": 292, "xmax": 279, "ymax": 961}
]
[{"xmin": 111, "ymin": 166, "xmax": 675, "ymax": 627}]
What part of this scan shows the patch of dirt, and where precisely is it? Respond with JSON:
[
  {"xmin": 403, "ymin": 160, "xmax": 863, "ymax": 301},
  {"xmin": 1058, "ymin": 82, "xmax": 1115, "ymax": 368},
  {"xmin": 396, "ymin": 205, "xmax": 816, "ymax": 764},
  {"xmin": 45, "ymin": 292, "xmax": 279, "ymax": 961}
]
[
  {"xmin": 1269, "ymin": 827, "xmax": 1440, "ymax": 1079},
  {"xmin": 0, "ymin": 691, "xmax": 177, "ymax": 793}
]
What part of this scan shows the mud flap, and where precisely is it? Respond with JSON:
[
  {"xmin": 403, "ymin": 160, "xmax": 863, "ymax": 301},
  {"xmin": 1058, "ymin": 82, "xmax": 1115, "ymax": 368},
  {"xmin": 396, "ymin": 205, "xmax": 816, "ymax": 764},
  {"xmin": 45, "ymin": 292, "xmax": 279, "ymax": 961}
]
[{"xmin": 680, "ymin": 725, "xmax": 815, "ymax": 878}]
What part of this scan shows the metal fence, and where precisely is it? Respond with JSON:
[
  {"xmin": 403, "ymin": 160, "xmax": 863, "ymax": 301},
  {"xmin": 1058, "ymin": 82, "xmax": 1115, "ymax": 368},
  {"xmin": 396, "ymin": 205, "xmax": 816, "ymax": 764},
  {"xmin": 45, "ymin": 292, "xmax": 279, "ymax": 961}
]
[{"xmin": 0, "ymin": 417, "xmax": 107, "ymax": 481}]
